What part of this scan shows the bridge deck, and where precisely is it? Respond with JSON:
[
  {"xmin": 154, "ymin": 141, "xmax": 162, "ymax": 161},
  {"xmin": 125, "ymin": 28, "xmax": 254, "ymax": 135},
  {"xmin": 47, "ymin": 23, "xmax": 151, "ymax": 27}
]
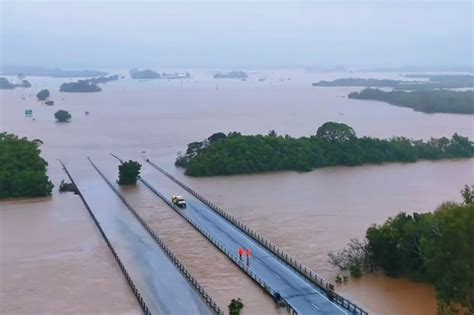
[
  {"xmin": 140, "ymin": 161, "xmax": 349, "ymax": 315},
  {"xmin": 67, "ymin": 160, "xmax": 215, "ymax": 315}
]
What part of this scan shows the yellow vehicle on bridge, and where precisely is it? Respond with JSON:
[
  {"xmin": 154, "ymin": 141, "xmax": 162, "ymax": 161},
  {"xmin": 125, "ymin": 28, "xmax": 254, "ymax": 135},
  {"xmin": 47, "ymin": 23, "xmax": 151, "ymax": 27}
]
[{"xmin": 172, "ymin": 195, "xmax": 186, "ymax": 208}]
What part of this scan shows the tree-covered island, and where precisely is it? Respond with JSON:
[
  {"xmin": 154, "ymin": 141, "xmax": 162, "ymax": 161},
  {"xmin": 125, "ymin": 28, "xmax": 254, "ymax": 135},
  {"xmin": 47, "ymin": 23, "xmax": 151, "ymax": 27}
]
[
  {"xmin": 348, "ymin": 89, "xmax": 474, "ymax": 114},
  {"xmin": 129, "ymin": 68, "xmax": 161, "ymax": 79},
  {"xmin": 312, "ymin": 74, "xmax": 474, "ymax": 90},
  {"xmin": 0, "ymin": 77, "xmax": 32, "ymax": 89},
  {"xmin": 329, "ymin": 186, "xmax": 474, "ymax": 314},
  {"xmin": 175, "ymin": 122, "xmax": 473, "ymax": 176},
  {"xmin": 59, "ymin": 75, "xmax": 119, "ymax": 92},
  {"xmin": 0, "ymin": 133, "xmax": 54, "ymax": 199}
]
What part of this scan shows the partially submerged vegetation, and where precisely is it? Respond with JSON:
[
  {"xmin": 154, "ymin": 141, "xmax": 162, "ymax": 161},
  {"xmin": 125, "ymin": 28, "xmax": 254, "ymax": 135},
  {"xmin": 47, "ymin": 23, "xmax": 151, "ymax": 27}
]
[
  {"xmin": 36, "ymin": 89, "xmax": 50, "ymax": 101},
  {"xmin": 175, "ymin": 122, "xmax": 473, "ymax": 176},
  {"xmin": 313, "ymin": 74, "xmax": 474, "ymax": 90},
  {"xmin": 60, "ymin": 80, "xmax": 102, "ymax": 92},
  {"xmin": 117, "ymin": 160, "xmax": 142, "ymax": 185},
  {"xmin": 228, "ymin": 298, "xmax": 244, "ymax": 315},
  {"xmin": 329, "ymin": 186, "xmax": 474, "ymax": 314},
  {"xmin": 348, "ymin": 88, "xmax": 474, "ymax": 114},
  {"xmin": 213, "ymin": 71, "xmax": 248, "ymax": 79},
  {"xmin": 0, "ymin": 133, "xmax": 54, "ymax": 199},
  {"xmin": 54, "ymin": 110, "xmax": 72, "ymax": 122},
  {"xmin": 59, "ymin": 75, "xmax": 118, "ymax": 92},
  {"xmin": 0, "ymin": 77, "xmax": 32, "ymax": 89},
  {"xmin": 129, "ymin": 68, "xmax": 161, "ymax": 79}
]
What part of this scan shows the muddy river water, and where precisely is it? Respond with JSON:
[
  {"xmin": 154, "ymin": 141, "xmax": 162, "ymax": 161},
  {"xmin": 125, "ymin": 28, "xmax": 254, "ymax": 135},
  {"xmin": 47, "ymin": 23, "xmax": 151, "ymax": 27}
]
[{"xmin": 1, "ymin": 69, "xmax": 473, "ymax": 315}]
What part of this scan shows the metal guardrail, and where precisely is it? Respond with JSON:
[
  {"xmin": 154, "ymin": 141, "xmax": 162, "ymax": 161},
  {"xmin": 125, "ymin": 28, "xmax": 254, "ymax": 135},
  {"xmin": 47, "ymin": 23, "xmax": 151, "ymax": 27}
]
[
  {"xmin": 58, "ymin": 160, "xmax": 152, "ymax": 315},
  {"xmin": 86, "ymin": 157, "xmax": 225, "ymax": 315},
  {"xmin": 139, "ymin": 177, "xmax": 298, "ymax": 315},
  {"xmin": 146, "ymin": 159, "xmax": 368, "ymax": 315},
  {"xmin": 108, "ymin": 154, "xmax": 296, "ymax": 314}
]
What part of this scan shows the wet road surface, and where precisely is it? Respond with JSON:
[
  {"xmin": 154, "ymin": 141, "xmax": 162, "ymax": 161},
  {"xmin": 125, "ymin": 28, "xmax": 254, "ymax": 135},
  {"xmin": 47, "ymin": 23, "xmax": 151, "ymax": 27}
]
[
  {"xmin": 139, "ymin": 160, "xmax": 349, "ymax": 315},
  {"xmin": 67, "ymin": 159, "xmax": 216, "ymax": 315}
]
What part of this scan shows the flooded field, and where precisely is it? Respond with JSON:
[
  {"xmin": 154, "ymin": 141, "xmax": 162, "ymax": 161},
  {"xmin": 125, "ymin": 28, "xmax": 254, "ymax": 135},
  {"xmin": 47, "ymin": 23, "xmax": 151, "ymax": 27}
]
[{"xmin": 1, "ymin": 69, "xmax": 473, "ymax": 314}]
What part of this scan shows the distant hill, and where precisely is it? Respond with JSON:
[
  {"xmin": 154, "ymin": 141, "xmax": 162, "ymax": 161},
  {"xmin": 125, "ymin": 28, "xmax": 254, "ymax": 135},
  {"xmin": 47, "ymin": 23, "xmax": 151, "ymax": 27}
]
[{"xmin": 0, "ymin": 66, "xmax": 107, "ymax": 78}]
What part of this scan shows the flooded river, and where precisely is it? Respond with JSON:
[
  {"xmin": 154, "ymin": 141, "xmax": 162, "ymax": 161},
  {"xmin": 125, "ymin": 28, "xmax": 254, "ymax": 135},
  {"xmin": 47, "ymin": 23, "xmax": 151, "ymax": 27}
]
[{"xmin": 1, "ymin": 69, "xmax": 473, "ymax": 314}]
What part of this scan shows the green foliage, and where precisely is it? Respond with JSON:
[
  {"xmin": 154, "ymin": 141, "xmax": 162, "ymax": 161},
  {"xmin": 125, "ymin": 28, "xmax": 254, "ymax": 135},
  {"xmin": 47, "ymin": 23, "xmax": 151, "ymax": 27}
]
[
  {"xmin": 36, "ymin": 89, "xmax": 50, "ymax": 101},
  {"xmin": 0, "ymin": 133, "xmax": 54, "ymax": 199},
  {"xmin": 316, "ymin": 122, "xmax": 356, "ymax": 141},
  {"xmin": 460, "ymin": 185, "xmax": 473, "ymax": 205},
  {"xmin": 54, "ymin": 110, "xmax": 71, "ymax": 122},
  {"xmin": 228, "ymin": 298, "xmax": 244, "ymax": 315},
  {"xmin": 175, "ymin": 122, "xmax": 473, "ymax": 176},
  {"xmin": 208, "ymin": 132, "xmax": 226, "ymax": 143},
  {"xmin": 330, "ymin": 194, "xmax": 474, "ymax": 313},
  {"xmin": 117, "ymin": 160, "xmax": 142, "ymax": 185},
  {"xmin": 348, "ymin": 88, "xmax": 474, "ymax": 114}
]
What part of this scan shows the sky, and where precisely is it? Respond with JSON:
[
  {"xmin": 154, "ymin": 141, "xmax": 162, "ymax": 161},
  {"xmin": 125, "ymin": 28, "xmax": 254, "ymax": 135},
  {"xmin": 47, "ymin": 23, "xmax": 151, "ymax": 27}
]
[{"xmin": 0, "ymin": 1, "xmax": 473, "ymax": 69}]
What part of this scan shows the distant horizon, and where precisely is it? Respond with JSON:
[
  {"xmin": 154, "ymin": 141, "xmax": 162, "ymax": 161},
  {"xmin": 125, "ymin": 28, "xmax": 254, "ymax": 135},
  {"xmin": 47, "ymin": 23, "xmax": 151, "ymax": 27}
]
[{"xmin": 1, "ymin": 63, "xmax": 473, "ymax": 73}]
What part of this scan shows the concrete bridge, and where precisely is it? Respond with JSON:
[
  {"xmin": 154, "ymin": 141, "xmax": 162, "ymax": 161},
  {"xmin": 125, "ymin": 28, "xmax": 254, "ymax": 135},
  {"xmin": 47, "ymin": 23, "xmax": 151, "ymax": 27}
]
[
  {"xmin": 61, "ymin": 158, "xmax": 222, "ymax": 315},
  {"xmin": 63, "ymin": 154, "xmax": 368, "ymax": 315},
  {"xmin": 121, "ymin": 155, "xmax": 368, "ymax": 315}
]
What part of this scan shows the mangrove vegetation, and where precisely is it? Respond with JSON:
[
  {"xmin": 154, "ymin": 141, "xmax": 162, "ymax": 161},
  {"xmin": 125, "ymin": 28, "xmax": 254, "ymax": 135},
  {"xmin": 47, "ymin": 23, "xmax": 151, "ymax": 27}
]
[
  {"xmin": 0, "ymin": 133, "xmax": 54, "ymax": 199},
  {"xmin": 175, "ymin": 122, "xmax": 473, "ymax": 176},
  {"xmin": 348, "ymin": 88, "xmax": 474, "ymax": 114},
  {"xmin": 329, "ymin": 186, "xmax": 474, "ymax": 314}
]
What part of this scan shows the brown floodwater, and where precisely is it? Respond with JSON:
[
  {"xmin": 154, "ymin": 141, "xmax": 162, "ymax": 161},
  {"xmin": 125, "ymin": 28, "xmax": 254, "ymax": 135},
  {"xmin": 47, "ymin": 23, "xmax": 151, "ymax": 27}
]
[{"xmin": 1, "ymin": 69, "xmax": 473, "ymax": 315}]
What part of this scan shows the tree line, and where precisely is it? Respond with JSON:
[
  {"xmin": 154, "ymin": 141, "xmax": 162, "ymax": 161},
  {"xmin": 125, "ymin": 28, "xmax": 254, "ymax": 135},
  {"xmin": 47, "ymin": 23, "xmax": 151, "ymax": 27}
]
[
  {"xmin": 0, "ymin": 133, "xmax": 54, "ymax": 199},
  {"xmin": 175, "ymin": 122, "xmax": 473, "ymax": 176},
  {"xmin": 329, "ymin": 186, "xmax": 474, "ymax": 314},
  {"xmin": 348, "ymin": 88, "xmax": 474, "ymax": 114}
]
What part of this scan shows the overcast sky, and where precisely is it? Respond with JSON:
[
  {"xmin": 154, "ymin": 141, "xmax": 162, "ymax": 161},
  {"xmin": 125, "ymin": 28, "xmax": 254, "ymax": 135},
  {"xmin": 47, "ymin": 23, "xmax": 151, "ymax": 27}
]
[{"xmin": 1, "ymin": 1, "xmax": 472, "ymax": 69}]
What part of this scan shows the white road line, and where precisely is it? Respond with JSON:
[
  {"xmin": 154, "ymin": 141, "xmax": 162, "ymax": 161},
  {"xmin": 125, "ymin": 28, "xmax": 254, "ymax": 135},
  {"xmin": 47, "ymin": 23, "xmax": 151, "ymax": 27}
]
[{"xmin": 311, "ymin": 302, "xmax": 320, "ymax": 310}]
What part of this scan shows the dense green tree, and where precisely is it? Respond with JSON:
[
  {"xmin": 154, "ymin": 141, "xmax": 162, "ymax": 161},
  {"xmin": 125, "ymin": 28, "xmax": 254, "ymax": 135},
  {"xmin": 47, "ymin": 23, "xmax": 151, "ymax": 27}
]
[
  {"xmin": 329, "ymin": 191, "xmax": 474, "ymax": 314},
  {"xmin": 54, "ymin": 110, "xmax": 71, "ymax": 122},
  {"xmin": 316, "ymin": 122, "xmax": 356, "ymax": 142},
  {"xmin": 208, "ymin": 132, "xmax": 226, "ymax": 143},
  {"xmin": 228, "ymin": 298, "xmax": 244, "ymax": 315},
  {"xmin": 117, "ymin": 160, "xmax": 142, "ymax": 185},
  {"xmin": 36, "ymin": 89, "xmax": 50, "ymax": 101},
  {"xmin": 175, "ymin": 122, "xmax": 473, "ymax": 176},
  {"xmin": 0, "ymin": 133, "xmax": 54, "ymax": 199}
]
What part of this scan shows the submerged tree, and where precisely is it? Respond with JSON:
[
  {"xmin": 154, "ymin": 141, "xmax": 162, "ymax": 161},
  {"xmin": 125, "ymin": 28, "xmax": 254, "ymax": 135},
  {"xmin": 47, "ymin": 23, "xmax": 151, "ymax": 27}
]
[
  {"xmin": 54, "ymin": 110, "xmax": 71, "ymax": 122},
  {"xmin": 0, "ymin": 133, "xmax": 54, "ymax": 198},
  {"xmin": 36, "ymin": 89, "xmax": 50, "ymax": 101},
  {"xmin": 228, "ymin": 298, "xmax": 244, "ymax": 315},
  {"xmin": 117, "ymin": 160, "xmax": 142, "ymax": 185}
]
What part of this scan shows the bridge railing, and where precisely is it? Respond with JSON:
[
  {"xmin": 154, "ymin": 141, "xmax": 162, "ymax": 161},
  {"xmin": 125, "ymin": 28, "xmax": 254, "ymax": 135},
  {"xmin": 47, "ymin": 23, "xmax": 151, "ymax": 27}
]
[
  {"xmin": 139, "ymin": 177, "xmax": 299, "ymax": 315},
  {"xmin": 147, "ymin": 160, "xmax": 368, "ymax": 315},
  {"xmin": 59, "ymin": 160, "xmax": 152, "ymax": 315},
  {"xmin": 87, "ymin": 158, "xmax": 224, "ymax": 315}
]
